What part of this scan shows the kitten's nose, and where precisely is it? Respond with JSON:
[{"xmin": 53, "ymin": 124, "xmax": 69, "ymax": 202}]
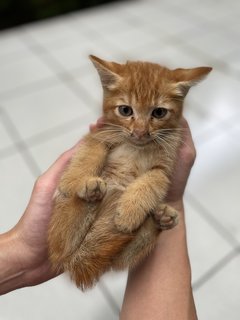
[{"xmin": 132, "ymin": 129, "xmax": 149, "ymax": 139}]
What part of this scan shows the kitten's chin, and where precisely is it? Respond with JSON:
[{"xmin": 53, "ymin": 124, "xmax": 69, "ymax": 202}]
[{"xmin": 128, "ymin": 138, "xmax": 153, "ymax": 148}]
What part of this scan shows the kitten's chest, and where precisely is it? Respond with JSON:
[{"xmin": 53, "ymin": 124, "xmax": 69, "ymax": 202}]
[{"xmin": 102, "ymin": 144, "xmax": 160, "ymax": 189}]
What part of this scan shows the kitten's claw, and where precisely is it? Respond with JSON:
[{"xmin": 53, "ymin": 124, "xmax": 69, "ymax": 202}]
[
  {"xmin": 77, "ymin": 177, "xmax": 107, "ymax": 202},
  {"xmin": 153, "ymin": 205, "xmax": 178, "ymax": 230}
]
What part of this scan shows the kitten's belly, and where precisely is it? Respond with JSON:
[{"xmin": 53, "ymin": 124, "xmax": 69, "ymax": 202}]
[{"xmin": 101, "ymin": 144, "xmax": 151, "ymax": 191}]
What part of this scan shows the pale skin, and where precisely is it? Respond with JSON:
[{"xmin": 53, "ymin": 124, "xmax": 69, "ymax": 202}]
[{"xmin": 0, "ymin": 118, "xmax": 198, "ymax": 319}]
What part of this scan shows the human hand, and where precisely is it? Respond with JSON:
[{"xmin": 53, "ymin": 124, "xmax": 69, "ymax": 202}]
[
  {"xmin": 9, "ymin": 145, "xmax": 79, "ymax": 286},
  {"xmin": 166, "ymin": 118, "xmax": 196, "ymax": 210},
  {"xmin": 2, "ymin": 122, "xmax": 103, "ymax": 289}
]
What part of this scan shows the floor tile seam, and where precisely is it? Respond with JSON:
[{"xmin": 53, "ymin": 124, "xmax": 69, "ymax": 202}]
[
  {"xmin": 18, "ymin": 9, "xmax": 238, "ymax": 82},
  {"xmin": 155, "ymin": 33, "xmax": 228, "ymax": 70},
  {"xmin": 67, "ymin": 20, "xmax": 130, "ymax": 58},
  {"xmin": 119, "ymin": 10, "xmax": 238, "ymax": 78},
  {"xmin": 21, "ymin": 18, "xmax": 240, "ymax": 85},
  {"xmin": 0, "ymin": 63, "xmax": 93, "ymax": 103},
  {"xmin": 0, "ymin": 75, "xmax": 61, "ymax": 102},
  {"xmin": 170, "ymin": 40, "xmax": 240, "ymax": 81},
  {"xmin": 0, "ymin": 112, "xmax": 94, "ymax": 161},
  {"xmin": 98, "ymin": 281, "xmax": 120, "ymax": 316},
  {"xmin": 185, "ymin": 193, "xmax": 240, "ymax": 249},
  {"xmin": 164, "ymin": 1, "xmax": 240, "ymax": 38},
  {"xmin": 0, "ymin": 106, "xmax": 41, "ymax": 177},
  {"xmin": 20, "ymin": 34, "xmax": 100, "ymax": 112},
  {"xmin": 69, "ymin": 15, "xmax": 141, "ymax": 39},
  {"xmin": 192, "ymin": 247, "xmax": 240, "ymax": 291}
]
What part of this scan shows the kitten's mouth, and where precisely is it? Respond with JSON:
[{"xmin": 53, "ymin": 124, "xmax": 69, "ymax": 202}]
[{"xmin": 128, "ymin": 137, "xmax": 153, "ymax": 147}]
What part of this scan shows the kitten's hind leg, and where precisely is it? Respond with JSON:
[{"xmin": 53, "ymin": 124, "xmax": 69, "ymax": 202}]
[
  {"xmin": 113, "ymin": 217, "xmax": 159, "ymax": 270},
  {"xmin": 113, "ymin": 205, "xmax": 179, "ymax": 270},
  {"xmin": 48, "ymin": 193, "xmax": 98, "ymax": 270},
  {"xmin": 114, "ymin": 169, "xmax": 170, "ymax": 233}
]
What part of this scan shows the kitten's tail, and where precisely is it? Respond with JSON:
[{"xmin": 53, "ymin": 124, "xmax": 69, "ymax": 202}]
[{"xmin": 63, "ymin": 227, "xmax": 133, "ymax": 290}]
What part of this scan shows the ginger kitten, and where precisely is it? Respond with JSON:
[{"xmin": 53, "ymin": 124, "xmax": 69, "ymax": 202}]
[{"xmin": 48, "ymin": 55, "xmax": 211, "ymax": 290}]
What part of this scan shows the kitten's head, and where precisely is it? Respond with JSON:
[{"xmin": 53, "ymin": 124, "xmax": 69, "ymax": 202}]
[{"xmin": 90, "ymin": 55, "xmax": 212, "ymax": 147}]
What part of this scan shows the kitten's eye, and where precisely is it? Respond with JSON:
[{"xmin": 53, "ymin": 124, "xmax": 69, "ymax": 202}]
[
  {"xmin": 118, "ymin": 105, "xmax": 133, "ymax": 117},
  {"xmin": 151, "ymin": 107, "xmax": 168, "ymax": 119}
]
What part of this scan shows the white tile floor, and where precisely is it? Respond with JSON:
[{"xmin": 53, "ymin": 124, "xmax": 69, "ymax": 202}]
[{"xmin": 0, "ymin": 0, "xmax": 239, "ymax": 318}]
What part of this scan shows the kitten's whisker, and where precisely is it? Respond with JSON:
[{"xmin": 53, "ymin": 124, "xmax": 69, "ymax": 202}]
[
  {"xmin": 101, "ymin": 122, "xmax": 131, "ymax": 134},
  {"xmin": 153, "ymin": 135, "xmax": 177, "ymax": 157},
  {"xmin": 154, "ymin": 134, "xmax": 179, "ymax": 152},
  {"xmin": 154, "ymin": 138, "xmax": 172, "ymax": 157}
]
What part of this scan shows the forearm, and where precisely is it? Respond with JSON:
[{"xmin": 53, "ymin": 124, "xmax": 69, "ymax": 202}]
[
  {"xmin": 120, "ymin": 202, "xmax": 197, "ymax": 320},
  {"xmin": 0, "ymin": 231, "xmax": 27, "ymax": 295}
]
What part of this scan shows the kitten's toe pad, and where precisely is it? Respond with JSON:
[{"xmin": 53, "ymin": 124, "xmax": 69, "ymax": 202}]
[
  {"xmin": 78, "ymin": 177, "xmax": 107, "ymax": 202},
  {"xmin": 153, "ymin": 205, "xmax": 178, "ymax": 230}
]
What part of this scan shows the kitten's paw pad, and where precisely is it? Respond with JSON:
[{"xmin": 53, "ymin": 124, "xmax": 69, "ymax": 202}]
[
  {"xmin": 78, "ymin": 177, "xmax": 107, "ymax": 202},
  {"xmin": 115, "ymin": 205, "xmax": 146, "ymax": 233},
  {"xmin": 153, "ymin": 205, "xmax": 178, "ymax": 230}
]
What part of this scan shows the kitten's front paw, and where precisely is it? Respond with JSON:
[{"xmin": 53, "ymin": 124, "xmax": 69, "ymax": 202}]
[
  {"xmin": 153, "ymin": 204, "xmax": 178, "ymax": 230},
  {"xmin": 77, "ymin": 177, "xmax": 107, "ymax": 202},
  {"xmin": 115, "ymin": 201, "xmax": 147, "ymax": 233}
]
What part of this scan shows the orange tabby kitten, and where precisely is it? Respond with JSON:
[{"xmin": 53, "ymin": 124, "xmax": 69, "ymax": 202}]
[{"xmin": 48, "ymin": 55, "xmax": 211, "ymax": 290}]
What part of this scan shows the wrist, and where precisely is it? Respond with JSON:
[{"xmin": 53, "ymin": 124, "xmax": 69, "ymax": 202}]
[
  {"xmin": 167, "ymin": 199, "xmax": 185, "ymax": 213},
  {"xmin": 156, "ymin": 199, "xmax": 186, "ymax": 245}
]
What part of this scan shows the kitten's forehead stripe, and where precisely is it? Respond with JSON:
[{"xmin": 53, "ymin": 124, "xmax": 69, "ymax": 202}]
[{"xmin": 123, "ymin": 61, "xmax": 175, "ymax": 108}]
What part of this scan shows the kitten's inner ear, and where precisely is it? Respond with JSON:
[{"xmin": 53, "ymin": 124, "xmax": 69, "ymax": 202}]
[
  {"xmin": 172, "ymin": 66, "xmax": 212, "ymax": 97},
  {"xmin": 89, "ymin": 55, "xmax": 122, "ymax": 90}
]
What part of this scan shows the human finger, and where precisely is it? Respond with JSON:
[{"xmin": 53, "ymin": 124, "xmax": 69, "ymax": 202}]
[{"xmin": 89, "ymin": 117, "xmax": 104, "ymax": 132}]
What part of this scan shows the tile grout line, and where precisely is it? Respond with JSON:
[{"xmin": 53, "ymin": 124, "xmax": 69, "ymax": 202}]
[
  {"xmin": 98, "ymin": 281, "xmax": 121, "ymax": 316},
  {"xmin": 0, "ymin": 115, "xmax": 90, "ymax": 160},
  {"xmin": 186, "ymin": 193, "xmax": 240, "ymax": 249},
  {"xmin": 0, "ymin": 106, "xmax": 41, "ymax": 177},
  {"xmin": 20, "ymin": 33, "xmax": 99, "ymax": 112},
  {"xmin": 192, "ymin": 246, "xmax": 240, "ymax": 291},
  {"xmin": 0, "ymin": 75, "xmax": 61, "ymax": 102},
  {"xmin": 117, "ymin": 7, "xmax": 240, "ymax": 81}
]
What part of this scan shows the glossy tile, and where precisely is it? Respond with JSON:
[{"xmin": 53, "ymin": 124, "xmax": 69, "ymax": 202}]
[
  {"xmin": 47, "ymin": 39, "xmax": 117, "ymax": 72},
  {"xmin": 23, "ymin": 18, "xmax": 82, "ymax": 50},
  {"xmin": 184, "ymin": 200, "xmax": 232, "ymax": 283},
  {"xmin": 74, "ymin": 71, "xmax": 103, "ymax": 104},
  {"xmin": 29, "ymin": 116, "xmax": 95, "ymax": 173},
  {"xmin": 2, "ymin": 83, "xmax": 91, "ymax": 140},
  {"xmin": 0, "ymin": 52, "xmax": 55, "ymax": 95},
  {"xmin": 0, "ymin": 29, "xmax": 30, "ymax": 64},
  {"xmin": 194, "ymin": 253, "xmax": 240, "ymax": 320},
  {"xmin": 100, "ymin": 271, "xmax": 128, "ymax": 309},
  {"xmin": 0, "ymin": 153, "xmax": 35, "ymax": 233},
  {"xmin": 186, "ymin": 128, "xmax": 240, "ymax": 242},
  {"xmin": 0, "ymin": 275, "xmax": 118, "ymax": 320},
  {"xmin": 0, "ymin": 116, "xmax": 14, "ymax": 150}
]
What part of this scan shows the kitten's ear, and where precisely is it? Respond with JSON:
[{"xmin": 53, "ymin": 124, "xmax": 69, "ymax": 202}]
[
  {"xmin": 89, "ymin": 55, "xmax": 122, "ymax": 90},
  {"xmin": 172, "ymin": 66, "xmax": 212, "ymax": 97}
]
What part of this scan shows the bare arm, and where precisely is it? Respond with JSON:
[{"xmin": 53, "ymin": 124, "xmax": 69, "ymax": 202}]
[{"xmin": 120, "ymin": 119, "xmax": 198, "ymax": 320}]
